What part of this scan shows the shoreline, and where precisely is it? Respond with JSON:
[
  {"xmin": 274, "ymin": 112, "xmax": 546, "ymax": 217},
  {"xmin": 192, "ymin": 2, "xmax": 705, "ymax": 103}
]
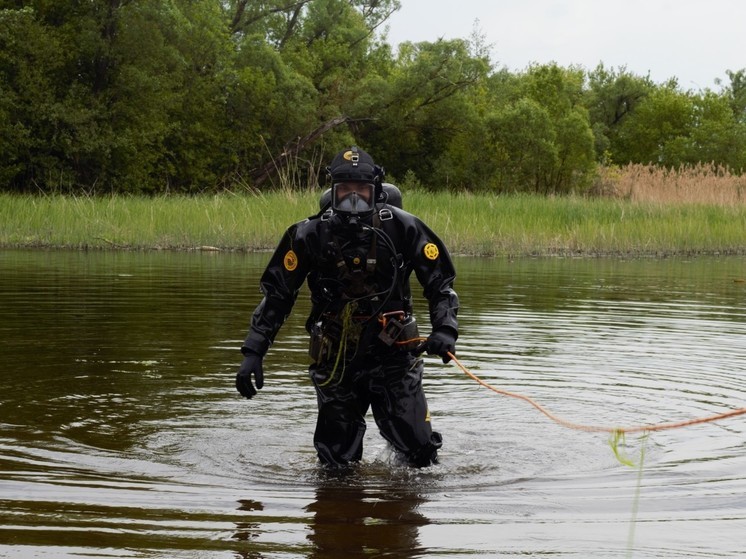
[{"xmin": 3, "ymin": 242, "xmax": 745, "ymax": 259}]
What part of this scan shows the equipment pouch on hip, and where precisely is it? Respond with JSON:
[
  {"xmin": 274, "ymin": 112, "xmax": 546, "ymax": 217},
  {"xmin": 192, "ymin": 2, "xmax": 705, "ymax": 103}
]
[
  {"xmin": 378, "ymin": 314, "xmax": 420, "ymax": 351},
  {"xmin": 309, "ymin": 317, "xmax": 357, "ymax": 364}
]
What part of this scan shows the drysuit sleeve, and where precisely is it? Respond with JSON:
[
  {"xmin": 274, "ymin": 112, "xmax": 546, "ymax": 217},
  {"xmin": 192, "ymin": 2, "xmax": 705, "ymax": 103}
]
[
  {"xmin": 411, "ymin": 219, "xmax": 459, "ymax": 336},
  {"xmin": 241, "ymin": 223, "xmax": 310, "ymax": 356}
]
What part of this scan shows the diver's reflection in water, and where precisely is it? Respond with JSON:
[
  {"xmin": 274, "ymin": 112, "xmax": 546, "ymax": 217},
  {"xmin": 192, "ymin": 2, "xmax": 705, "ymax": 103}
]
[
  {"xmin": 232, "ymin": 499, "xmax": 265, "ymax": 559},
  {"xmin": 306, "ymin": 471, "xmax": 429, "ymax": 558}
]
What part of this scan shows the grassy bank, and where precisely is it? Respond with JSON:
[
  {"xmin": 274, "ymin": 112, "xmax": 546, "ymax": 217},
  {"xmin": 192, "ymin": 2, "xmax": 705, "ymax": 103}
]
[{"xmin": 2, "ymin": 190, "xmax": 745, "ymax": 257}]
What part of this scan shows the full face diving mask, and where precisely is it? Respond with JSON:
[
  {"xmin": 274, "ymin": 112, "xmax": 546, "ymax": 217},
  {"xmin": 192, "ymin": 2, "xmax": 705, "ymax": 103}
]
[{"xmin": 332, "ymin": 181, "xmax": 375, "ymax": 217}]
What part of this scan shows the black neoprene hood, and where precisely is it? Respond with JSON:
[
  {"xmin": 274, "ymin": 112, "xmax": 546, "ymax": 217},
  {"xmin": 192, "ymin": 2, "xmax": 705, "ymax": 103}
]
[{"xmin": 327, "ymin": 146, "xmax": 382, "ymax": 184}]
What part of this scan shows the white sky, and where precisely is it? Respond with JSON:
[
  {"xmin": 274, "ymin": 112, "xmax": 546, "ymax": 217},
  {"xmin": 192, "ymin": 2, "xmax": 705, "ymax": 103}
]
[{"xmin": 384, "ymin": 0, "xmax": 746, "ymax": 91}]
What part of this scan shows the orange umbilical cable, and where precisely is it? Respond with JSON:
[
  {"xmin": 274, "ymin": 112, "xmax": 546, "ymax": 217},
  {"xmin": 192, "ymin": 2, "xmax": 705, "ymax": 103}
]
[{"xmin": 446, "ymin": 352, "xmax": 746, "ymax": 435}]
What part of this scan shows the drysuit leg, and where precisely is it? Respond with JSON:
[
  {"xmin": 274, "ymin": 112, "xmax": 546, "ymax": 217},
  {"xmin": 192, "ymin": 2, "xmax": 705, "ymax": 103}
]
[
  {"xmin": 310, "ymin": 365, "xmax": 369, "ymax": 467},
  {"xmin": 369, "ymin": 356, "xmax": 442, "ymax": 467}
]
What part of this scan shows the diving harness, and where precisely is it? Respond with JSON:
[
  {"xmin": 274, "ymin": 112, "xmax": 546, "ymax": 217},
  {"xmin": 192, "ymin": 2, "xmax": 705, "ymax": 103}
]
[{"xmin": 308, "ymin": 208, "xmax": 420, "ymax": 384}]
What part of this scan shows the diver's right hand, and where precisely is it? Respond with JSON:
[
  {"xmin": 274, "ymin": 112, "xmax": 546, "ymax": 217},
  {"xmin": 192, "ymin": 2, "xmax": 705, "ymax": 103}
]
[{"xmin": 236, "ymin": 351, "xmax": 264, "ymax": 399}]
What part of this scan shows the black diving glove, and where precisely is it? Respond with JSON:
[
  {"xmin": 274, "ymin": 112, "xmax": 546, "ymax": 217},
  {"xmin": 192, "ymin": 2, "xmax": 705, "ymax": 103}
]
[
  {"xmin": 426, "ymin": 328, "xmax": 457, "ymax": 364},
  {"xmin": 236, "ymin": 350, "xmax": 264, "ymax": 399}
]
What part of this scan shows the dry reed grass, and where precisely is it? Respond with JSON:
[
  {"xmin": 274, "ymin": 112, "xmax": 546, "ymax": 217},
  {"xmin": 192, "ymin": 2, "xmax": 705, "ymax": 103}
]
[{"xmin": 593, "ymin": 163, "xmax": 746, "ymax": 205}]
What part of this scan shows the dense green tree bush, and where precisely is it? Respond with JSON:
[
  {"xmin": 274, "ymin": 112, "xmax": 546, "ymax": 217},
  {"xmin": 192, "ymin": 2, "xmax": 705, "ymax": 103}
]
[{"xmin": 1, "ymin": 1, "xmax": 744, "ymax": 194}]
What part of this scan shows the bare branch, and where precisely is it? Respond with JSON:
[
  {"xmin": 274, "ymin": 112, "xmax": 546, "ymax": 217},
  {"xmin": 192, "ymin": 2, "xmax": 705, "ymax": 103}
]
[{"xmin": 251, "ymin": 115, "xmax": 355, "ymax": 187}]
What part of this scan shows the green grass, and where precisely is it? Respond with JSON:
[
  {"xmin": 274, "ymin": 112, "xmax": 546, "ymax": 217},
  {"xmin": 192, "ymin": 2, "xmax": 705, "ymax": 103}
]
[
  {"xmin": 1, "ymin": 191, "xmax": 745, "ymax": 256},
  {"xmin": 405, "ymin": 192, "xmax": 746, "ymax": 256}
]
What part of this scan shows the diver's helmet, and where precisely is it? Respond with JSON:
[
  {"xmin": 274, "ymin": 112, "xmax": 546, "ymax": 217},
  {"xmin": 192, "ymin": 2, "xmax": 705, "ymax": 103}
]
[{"xmin": 326, "ymin": 146, "xmax": 384, "ymax": 220}]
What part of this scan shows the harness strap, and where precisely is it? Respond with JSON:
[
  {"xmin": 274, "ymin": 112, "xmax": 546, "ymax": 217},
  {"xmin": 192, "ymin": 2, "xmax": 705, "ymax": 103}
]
[{"xmin": 325, "ymin": 216, "xmax": 380, "ymax": 295}]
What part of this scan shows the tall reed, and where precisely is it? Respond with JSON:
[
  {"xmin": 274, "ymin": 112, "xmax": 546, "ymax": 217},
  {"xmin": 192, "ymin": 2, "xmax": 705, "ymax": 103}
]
[{"xmin": 594, "ymin": 163, "xmax": 746, "ymax": 205}]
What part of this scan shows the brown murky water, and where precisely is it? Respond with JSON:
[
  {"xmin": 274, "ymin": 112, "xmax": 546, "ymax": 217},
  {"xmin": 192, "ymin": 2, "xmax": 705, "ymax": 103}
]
[{"xmin": 1, "ymin": 250, "xmax": 745, "ymax": 558}]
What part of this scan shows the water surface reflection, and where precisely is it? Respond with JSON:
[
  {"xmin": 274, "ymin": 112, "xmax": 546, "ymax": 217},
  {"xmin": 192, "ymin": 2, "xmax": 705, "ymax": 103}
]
[
  {"xmin": 305, "ymin": 474, "xmax": 428, "ymax": 559},
  {"xmin": 1, "ymin": 250, "xmax": 745, "ymax": 558}
]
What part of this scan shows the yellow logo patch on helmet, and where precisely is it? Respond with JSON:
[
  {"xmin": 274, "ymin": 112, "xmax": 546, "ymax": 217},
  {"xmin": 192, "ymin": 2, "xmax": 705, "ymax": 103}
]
[
  {"xmin": 283, "ymin": 250, "xmax": 298, "ymax": 271},
  {"xmin": 343, "ymin": 150, "xmax": 354, "ymax": 161},
  {"xmin": 423, "ymin": 243, "xmax": 439, "ymax": 261}
]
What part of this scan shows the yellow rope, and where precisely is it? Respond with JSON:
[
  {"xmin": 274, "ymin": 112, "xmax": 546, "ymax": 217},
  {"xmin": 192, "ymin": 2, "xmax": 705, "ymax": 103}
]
[{"xmin": 318, "ymin": 303, "xmax": 358, "ymax": 387}]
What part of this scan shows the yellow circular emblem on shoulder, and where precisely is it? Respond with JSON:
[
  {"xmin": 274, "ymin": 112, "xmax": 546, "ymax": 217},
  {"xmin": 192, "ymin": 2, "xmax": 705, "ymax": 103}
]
[
  {"xmin": 423, "ymin": 243, "xmax": 439, "ymax": 260},
  {"xmin": 283, "ymin": 250, "xmax": 298, "ymax": 271}
]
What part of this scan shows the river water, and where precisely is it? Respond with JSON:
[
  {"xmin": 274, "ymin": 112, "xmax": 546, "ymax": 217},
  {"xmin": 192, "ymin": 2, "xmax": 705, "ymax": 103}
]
[{"xmin": 1, "ymin": 249, "xmax": 745, "ymax": 558}]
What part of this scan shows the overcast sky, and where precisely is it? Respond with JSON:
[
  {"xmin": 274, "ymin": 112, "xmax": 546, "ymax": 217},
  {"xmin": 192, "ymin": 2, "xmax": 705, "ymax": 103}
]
[{"xmin": 384, "ymin": 0, "xmax": 746, "ymax": 91}]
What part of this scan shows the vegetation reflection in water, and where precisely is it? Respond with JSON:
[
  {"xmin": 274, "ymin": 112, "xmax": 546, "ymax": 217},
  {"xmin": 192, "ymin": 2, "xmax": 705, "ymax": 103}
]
[{"xmin": 1, "ymin": 250, "xmax": 745, "ymax": 558}]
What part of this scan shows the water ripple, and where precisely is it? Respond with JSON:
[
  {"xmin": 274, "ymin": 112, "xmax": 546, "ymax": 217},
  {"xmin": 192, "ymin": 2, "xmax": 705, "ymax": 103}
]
[{"xmin": 2, "ymin": 251, "xmax": 746, "ymax": 557}]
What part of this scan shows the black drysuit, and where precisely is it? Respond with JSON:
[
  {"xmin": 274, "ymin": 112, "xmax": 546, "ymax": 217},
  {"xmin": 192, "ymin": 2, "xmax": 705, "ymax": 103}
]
[{"xmin": 241, "ymin": 204, "xmax": 459, "ymax": 467}]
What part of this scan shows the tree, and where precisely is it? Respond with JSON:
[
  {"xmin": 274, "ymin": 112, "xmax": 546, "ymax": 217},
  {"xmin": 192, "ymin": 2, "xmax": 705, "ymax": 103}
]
[
  {"xmin": 2, "ymin": 2, "xmax": 743, "ymax": 194},
  {"xmin": 614, "ymin": 85, "xmax": 694, "ymax": 166},
  {"xmin": 487, "ymin": 97, "xmax": 558, "ymax": 193},
  {"xmin": 717, "ymin": 68, "xmax": 746, "ymax": 123},
  {"xmin": 0, "ymin": 1, "xmax": 207, "ymax": 192},
  {"xmin": 227, "ymin": 0, "xmax": 401, "ymax": 187},
  {"xmin": 479, "ymin": 63, "xmax": 595, "ymax": 194},
  {"xmin": 0, "ymin": 4, "xmax": 114, "ymax": 190},
  {"xmin": 360, "ymin": 38, "xmax": 490, "ymax": 187},
  {"xmin": 613, "ymin": 83, "xmax": 746, "ymax": 170},
  {"xmin": 0, "ymin": 6, "xmax": 62, "ymax": 188},
  {"xmin": 585, "ymin": 64, "xmax": 654, "ymax": 162},
  {"xmin": 689, "ymin": 91, "xmax": 746, "ymax": 171}
]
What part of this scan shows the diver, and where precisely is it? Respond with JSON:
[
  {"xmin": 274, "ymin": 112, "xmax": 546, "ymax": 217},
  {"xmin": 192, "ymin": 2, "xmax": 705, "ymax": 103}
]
[{"xmin": 236, "ymin": 146, "xmax": 459, "ymax": 468}]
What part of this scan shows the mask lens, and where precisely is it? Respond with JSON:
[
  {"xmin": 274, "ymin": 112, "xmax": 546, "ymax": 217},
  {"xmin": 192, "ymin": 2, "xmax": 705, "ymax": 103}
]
[{"xmin": 333, "ymin": 182, "xmax": 374, "ymax": 214}]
